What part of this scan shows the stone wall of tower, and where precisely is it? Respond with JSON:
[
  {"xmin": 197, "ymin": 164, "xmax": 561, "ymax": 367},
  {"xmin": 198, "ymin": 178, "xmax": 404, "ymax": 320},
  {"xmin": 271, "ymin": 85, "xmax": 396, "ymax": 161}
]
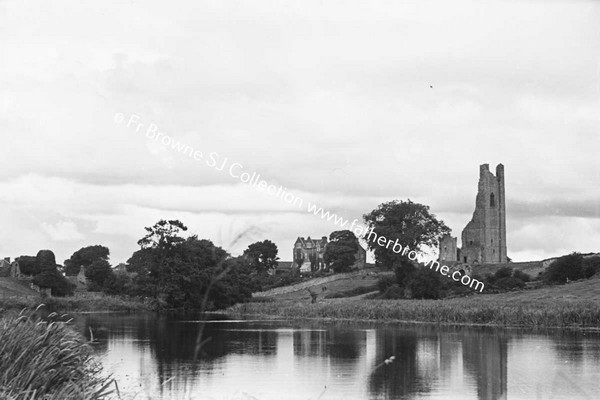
[
  {"xmin": 439, "ymin": 234, "xmax": 458, "ymax": 262},
  {"xmin": 460, "ymin": 163, "xmax": 507, "ymax": 264}
]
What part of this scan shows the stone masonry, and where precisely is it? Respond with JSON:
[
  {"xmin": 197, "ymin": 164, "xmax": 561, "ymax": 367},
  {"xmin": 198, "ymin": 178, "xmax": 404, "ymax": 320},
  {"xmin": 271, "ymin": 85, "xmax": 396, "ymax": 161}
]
[{"xmin": 440, "ymin": 163, "xmax": 507, "ymax": 265}]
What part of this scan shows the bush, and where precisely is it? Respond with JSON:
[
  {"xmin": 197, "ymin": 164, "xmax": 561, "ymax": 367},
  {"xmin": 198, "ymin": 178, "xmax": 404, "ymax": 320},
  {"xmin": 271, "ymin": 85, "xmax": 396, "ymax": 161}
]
[
  {"xmin": 544, "ymin": 253, "xmax": 584, "ymax": 284},
  {"xmin": 33, "ymin": 270, "xmax": 75, "ymax": 297},
  {"xmin": 583, "ymin": 256, "xmax": 600, "ymax": 279},
  {"xmin": 512, "ymin": 270, "xmax": 531, "ymax": 283},
  {"xmin": 494, "ymin": 267, "xmax": 513, "ymax": 279},
  {"xmin": 377, "ymin": 275, "xmax": 397, "ymax": 293},
  {"xmin": 409, "ymin": 267, "xmax": 441, "ymax": 299},
  {"xmin": 16, "ymin": 256, "xmax": 40, "ymax": 276},
  {"xmin": 380, "ymin": 284, "xmax": 404, "ymax": 299},
  {"xmin": 0, "ymin": 313, "xmax": 114, "ymax": 399},
  {"xmin": 394, "ymin": 259, "xmax": 417, "ymax": 287},
  {"xmin": 494, "ymin": 277, "xmax": 526, "ymax": 290},
  {"xmin": 85, "ymin": 259, "xmax": 114, "ymax": 291}
]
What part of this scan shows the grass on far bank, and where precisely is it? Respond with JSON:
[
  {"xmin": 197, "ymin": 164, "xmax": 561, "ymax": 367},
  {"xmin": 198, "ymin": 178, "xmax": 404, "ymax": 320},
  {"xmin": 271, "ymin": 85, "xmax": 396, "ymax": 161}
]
[
  {"xmin": 229, "ymin": 296, "xmax": 600, "ymax": 329},
  {"xmin": 0, "ymin": 294, "xmax": 151, "ymax": 314}
]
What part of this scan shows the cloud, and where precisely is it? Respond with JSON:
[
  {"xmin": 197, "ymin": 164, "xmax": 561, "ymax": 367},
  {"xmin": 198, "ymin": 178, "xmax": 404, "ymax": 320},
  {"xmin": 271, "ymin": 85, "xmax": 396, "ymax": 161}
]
[{"xmin": 40, "ymin": 221, "xmax": 85, "ymax": 242}]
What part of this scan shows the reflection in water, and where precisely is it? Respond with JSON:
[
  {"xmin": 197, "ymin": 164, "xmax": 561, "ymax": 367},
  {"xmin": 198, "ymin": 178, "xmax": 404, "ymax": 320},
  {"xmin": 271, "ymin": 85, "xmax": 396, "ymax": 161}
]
[{"xmin": 75, "ymin": 314, "xmax": 600, "ymax": 400}]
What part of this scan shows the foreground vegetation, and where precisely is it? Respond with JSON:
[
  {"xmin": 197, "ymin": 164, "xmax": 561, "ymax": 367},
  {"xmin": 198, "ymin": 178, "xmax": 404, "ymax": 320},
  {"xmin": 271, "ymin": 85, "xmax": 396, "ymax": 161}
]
[
  {"xmin": 229, "ymin": 295, "xmax": 600, "ymax": 329},
  {"xmin": 0, "ymin": 312, "xmax": 114, "ymax": 399}
]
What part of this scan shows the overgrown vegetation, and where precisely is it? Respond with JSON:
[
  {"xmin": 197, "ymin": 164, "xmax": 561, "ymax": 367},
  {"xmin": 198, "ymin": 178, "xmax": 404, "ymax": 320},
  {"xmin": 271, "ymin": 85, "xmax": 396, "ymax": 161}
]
[
  {"xmin": 230, "ymin": 298, "xmax": 600, "ymax": 329},
  {"xmin": 543, "ymin": 253, "xmax": 600, "ymax": 284},
  {"xmin": 0, "ymin": 311, "xmax": 115, "ymax": 399}
]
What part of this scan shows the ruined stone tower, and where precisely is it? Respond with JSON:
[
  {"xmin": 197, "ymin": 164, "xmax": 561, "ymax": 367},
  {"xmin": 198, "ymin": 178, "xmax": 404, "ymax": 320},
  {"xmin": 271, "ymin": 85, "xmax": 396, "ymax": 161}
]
[
  {"xmin": 460, "ymin": 163, "xmax": 507, "ymax": 264},
  {"xmin": 438, "ymin": 163, "xmax": 507, "ymax": 265}
]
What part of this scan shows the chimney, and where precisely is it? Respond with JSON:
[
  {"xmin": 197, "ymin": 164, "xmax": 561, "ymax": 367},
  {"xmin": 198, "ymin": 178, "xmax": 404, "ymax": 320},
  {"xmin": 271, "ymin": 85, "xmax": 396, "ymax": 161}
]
[{"xmin": 322, "ymin": 236, "xmax": 328, "ymax": 243}]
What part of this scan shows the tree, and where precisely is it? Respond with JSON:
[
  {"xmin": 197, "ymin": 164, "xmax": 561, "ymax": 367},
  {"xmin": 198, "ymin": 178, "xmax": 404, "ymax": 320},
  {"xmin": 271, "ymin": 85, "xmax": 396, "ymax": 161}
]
[
  {"xmin": 128, "ymin": 220, "xmax": 251, "ymax": 310},
  {"xmin": 16, "ymin": 256, "xmax": 40, "ymax": 276},
  {"xmin": 363, "ymin": 200, "xmax": 450, "ymax": 269},
  {"xmin": 64, "ymin": 245, "xmax": 110, "ymax": 276},
  {"xmin": 85, "ymin": 259, "xmax": 114, "ymax": 291},
  {"xmin": 409, "ymin": 267, "xmax": 441, "ymax": 299},
  {"xmin": 137, "ymin": 219, "xmax": 187, "ymax": 250},
  {"xmin": 323, "ymin": 230, "xmax": 360, "ymax": 273},
  {"xmin": 363, "ymin": 200, "xmax": 450, "ymax": 293},
  {"xmin": 243, "ymin": 240, "xmax": 279, "ymax": 274},
  {"xmin": 32, "ymin": 250, "xmax": 74, "ymax": 296}
]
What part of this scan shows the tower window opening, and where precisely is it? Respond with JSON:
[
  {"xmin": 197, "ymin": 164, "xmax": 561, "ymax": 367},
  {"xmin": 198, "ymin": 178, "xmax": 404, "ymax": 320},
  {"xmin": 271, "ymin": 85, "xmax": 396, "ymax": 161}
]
[{"xmin": 490, "ymin": 192, "xmax": 496, "ymax": 207}]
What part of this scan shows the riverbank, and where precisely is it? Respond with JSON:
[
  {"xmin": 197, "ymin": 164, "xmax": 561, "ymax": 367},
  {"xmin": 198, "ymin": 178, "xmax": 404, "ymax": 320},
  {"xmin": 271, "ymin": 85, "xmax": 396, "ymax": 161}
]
[
  {"xmin": 0, "ymin": 294, "xmax": 152, "ymax": 314},
  {"xmin": 228, "ymin": 296, "xmax": 600, "ymax": 329}
]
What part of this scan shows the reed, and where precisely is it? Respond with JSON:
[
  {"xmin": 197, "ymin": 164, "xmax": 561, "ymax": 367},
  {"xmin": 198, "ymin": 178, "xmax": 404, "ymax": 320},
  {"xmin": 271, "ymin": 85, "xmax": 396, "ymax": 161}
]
[
  {"xmin": 0, "ymin": 311, "xmax": 116, "ymax": 399},
  {"xmin": 228, "ymin": 297, "xmax": 600, "ymax": 329}
]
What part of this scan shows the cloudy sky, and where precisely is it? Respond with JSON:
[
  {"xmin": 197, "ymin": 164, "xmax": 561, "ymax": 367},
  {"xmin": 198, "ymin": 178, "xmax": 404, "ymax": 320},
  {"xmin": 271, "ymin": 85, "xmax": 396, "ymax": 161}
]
[{"xmin": 0, "ymin": 0, "xmax": 599, "ymax": 265}]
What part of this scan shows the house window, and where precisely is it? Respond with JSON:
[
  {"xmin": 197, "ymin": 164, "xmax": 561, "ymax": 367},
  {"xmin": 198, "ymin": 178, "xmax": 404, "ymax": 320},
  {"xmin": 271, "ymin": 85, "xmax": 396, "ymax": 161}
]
[
  {"xmin": 464, "ymin": 256, "xmax": 467, "ymax": 262},
  {"xmin": 490, "ymin": 193, "xmax": 496, "ymax": 207},
  {"xmin": 469, "ymin": 240, "xmax": 473, "ymax": 246}
]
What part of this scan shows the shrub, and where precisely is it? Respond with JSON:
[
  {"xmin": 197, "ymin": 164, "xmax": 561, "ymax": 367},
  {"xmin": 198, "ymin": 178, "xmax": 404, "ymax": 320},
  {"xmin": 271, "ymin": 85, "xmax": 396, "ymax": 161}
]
[
  {"xmin": 33, "ymin": 270, "xmax": 75, "ymax": 297},
  {"xmin": 377, "ymin": 275, "xmax": 397, "ymax": 293},
  {"xmin": 544, "ymin": 253, "xmax": 584, "ymax": 284},
  {"xmin": 85, "ymin": 259, "xmax": 114, "ymax": 291},
  {"xmin": 394, "ymin": 259, "xmax": 416, "ymax": 287},
  {"xmin": 512, "ymin": 270, "xmax": 531, "ymax": 283},
  {"xmin": 0, "ymin": 313, "xmax": 115, "ymax": 399},
  {"xmin": 409, "ymin": 267, "xmax": 441, "ymax": 299},
  {"xmin": 494, "ymin": 277, "xmax": 526, "ymax": 290},
  {"xmin": 583, "ymin": 256, "xmax": 600, "ymax": 279},
  {"xmin": 380, "ymin": 284, "xmax": 404, "ymax": 299},
  {"xmin": 494, "ymin": 267, "xmax": 513, "ymax": 280},
  {"xmin": 36, "ymin": 250, "xmax": 58, "ymax": 272},
  {"xmin": 16, "ymin": 256, "xmax": 40, "ymax": 276}
]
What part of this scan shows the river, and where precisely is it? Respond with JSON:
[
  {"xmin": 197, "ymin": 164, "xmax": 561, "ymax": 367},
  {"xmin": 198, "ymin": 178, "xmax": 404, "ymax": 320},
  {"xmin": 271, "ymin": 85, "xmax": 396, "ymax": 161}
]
[{"xmin": 74, "ymin": 313, "xmax": 600, "ymax": 400}]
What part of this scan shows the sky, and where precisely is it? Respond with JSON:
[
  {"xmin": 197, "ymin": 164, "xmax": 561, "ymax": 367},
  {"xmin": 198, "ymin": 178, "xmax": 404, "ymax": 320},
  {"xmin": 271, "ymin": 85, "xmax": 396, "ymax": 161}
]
[{"xmin": 0, "ymin": 0, "xmax": 599, "ymax": 265}]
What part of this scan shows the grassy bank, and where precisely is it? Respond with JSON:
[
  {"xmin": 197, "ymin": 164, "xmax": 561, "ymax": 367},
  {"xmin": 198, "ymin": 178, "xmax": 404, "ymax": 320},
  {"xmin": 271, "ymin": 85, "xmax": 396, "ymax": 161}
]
[
  {"xmin": 228, "ymin": 297, "xmax": 600, "ymax": 329},
  {"xmin": 0, "ymin": 312, "xmax": 115, "ymax": 399},
  {"xmin": 0, "ymin": 295, "xmax": 152, "ymax": 314}
]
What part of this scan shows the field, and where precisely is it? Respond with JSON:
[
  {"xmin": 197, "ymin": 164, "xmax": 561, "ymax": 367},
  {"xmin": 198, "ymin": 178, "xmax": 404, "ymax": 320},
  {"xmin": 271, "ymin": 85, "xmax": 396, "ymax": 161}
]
[{"xmin": 230, "ymin": 271, "xmax": 600, "ymax": 329}]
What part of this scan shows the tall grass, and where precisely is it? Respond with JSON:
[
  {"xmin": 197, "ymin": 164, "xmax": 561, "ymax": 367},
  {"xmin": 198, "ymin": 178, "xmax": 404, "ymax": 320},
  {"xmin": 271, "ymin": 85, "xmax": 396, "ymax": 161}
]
[
  {"xmin": 229, "ymin": 298, "xmax": 600, "ymax": 329},
  {"xmin": 0, "ymin": 310, "xmax": 116, "ymax": 399}
]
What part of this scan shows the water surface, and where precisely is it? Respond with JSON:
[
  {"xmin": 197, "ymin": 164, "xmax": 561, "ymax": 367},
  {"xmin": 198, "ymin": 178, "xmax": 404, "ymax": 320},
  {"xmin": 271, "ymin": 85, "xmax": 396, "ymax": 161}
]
[{"xmin": 75, "ymin": 314, "xmax": 600, "ymax": 400}]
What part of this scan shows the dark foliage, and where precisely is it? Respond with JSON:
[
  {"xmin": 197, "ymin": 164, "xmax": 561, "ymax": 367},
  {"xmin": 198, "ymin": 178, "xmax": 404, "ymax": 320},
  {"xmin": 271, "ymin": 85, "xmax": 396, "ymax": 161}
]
[
  {"xmin": 377, "ymin": 275, "xmax": 397, "ymax": 293},
  {"xmin": 324, "ymin": 230, "xmax": 360, "ymax": 273},
  {"xmin": 380, "ymin": 284, "xmax": 404, "ymax": 299},
  {"xmin": 363, "ymin": 199, "xmax": 450, "ymax": 269},
  {"xmin": 64, "ymin": 245, "xmax": 110, "ymax": 276},
  {"xmin": 494, "ymin": 277, "xmax": 526, "ymax": 290},
  {"xmin": 33, "ymin": 269, "xmax": 75, "ymax": 296},
  {"xmin": 394, "ymin": 259, "xmax": 417, "ymax": 287},
  {"xmin": 512, "ymin": 270, "xmax": 531, "ymax": 283},
  {"xmin": 494, "ymin": 267, "xmax": 513, "ymax": 279},
  {"xmin": 85, "ymin": 259, "xmax": 114, "ymax": 291},
  {"xmin": 16, "ymin": 256, "xmax": 40, "ymax": 276},
  {"xmin": 243, "ymin": 240, "xmax": 279, "ymax": 274},
  {"xmin": 127, "ymin": 221, "xmax": 252, "ymax": 310},
  {"xmin": 544, "ymin": 253, "xmax": 584, "ymax": 284},
  {"xmin": 583, "ymin": 256, "xmax": 600, "ymax": 279},
  {"xmin": 409, "ymin": 267, "xmax": 441, "ymax": 299}
]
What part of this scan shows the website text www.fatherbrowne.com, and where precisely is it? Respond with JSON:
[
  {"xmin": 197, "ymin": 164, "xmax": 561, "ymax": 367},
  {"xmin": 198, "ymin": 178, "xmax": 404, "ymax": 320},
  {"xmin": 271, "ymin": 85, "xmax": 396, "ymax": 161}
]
[{"xmin": 116, "ymin": 112, "xmax": 484, "ymax": 293}]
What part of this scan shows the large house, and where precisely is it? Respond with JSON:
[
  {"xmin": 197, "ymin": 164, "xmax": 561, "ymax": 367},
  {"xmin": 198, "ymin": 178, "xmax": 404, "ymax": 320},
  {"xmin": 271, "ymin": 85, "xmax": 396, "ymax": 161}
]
[{"xmin": 292, "ymin": 235, "xmax": 367, "ymax": 273}]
